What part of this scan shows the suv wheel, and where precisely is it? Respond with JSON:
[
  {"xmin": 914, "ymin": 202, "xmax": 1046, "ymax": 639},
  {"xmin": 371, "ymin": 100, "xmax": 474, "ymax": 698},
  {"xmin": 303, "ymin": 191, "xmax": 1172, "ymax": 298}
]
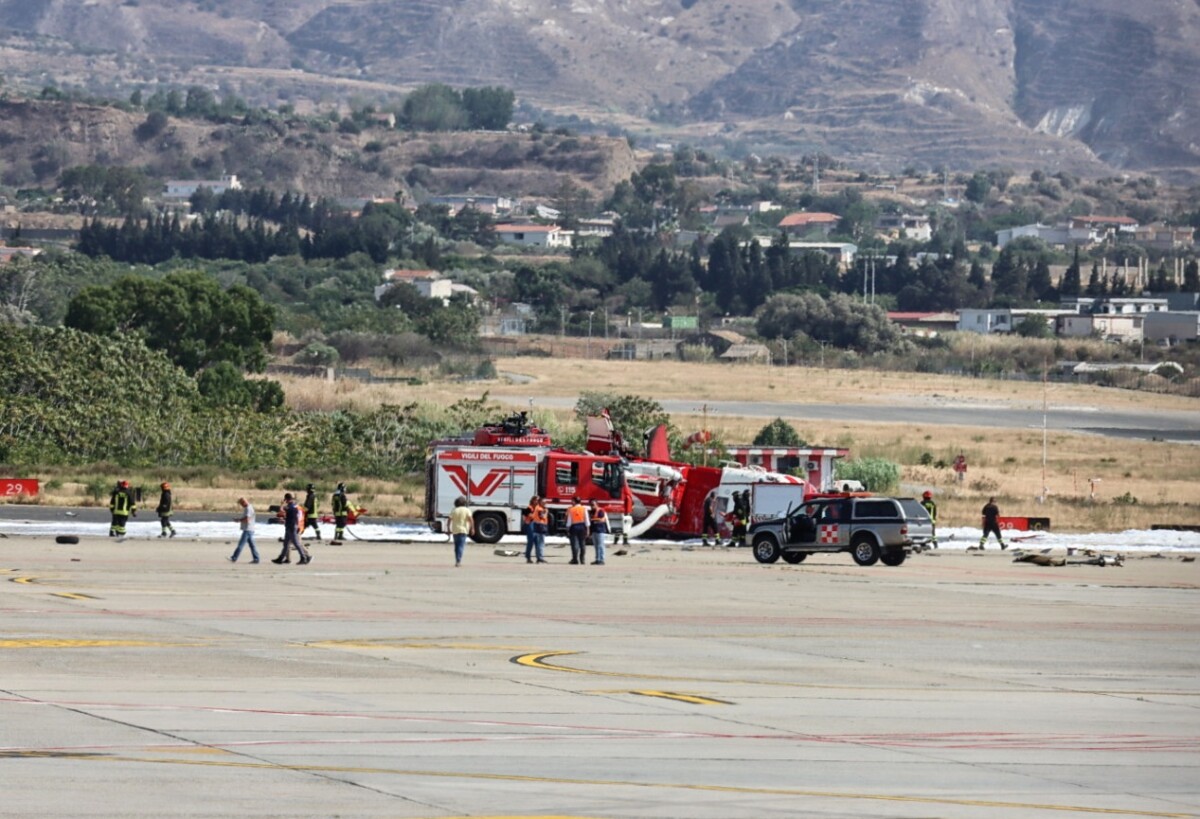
[
  {"xmin": 881, "ymin": 548, "xmax": 907, "ymax": 567},
  {"xmin": 752, "ymin": 535, "xmax": 782, "ymax": 564},
  {"xmin": 850, "ymin": 535, "xmax": 881, "ymax": 566},
  {"xmin": 782, "ymin": 552, "xmax": 808, "ymax": 564}
]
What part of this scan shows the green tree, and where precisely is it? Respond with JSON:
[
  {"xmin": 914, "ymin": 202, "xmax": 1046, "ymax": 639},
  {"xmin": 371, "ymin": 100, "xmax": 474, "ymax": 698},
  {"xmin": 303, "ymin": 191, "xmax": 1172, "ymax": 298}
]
[
  {"xmin": 1184, "ymin": 259, "xmax": 1200, "ymax": 292},
  {"xmin": 461, "ymin": 86, "xmax": 515, "ymax": 130},
  {"xmin": 1059, "ymin": 247, "xmax": 1082, "ymax": 297},
  {"xmin": 403, "ymin": 84, "xmax": 467, "ymax": 131},
  {"xmin": 835, "ymin": 458, "xmax": 900, "ymax": 493},
  {"xmin": 64, "ymin": 270, "xmax": 275, "ymax": 374},
  {"xmin": 752, "ymin": 418, "xmax": 806, "ymax": 446},
  {"xmin": 1014, "ymin": 313, "xmax": 1053, "ymax": 338},
  {"xmin": 196, "ymin": 361, "xmax": 285, "ymax": 412},
  {"xmin": 964, "ymin": 172, "xmax": 991, "ymax": 204}
]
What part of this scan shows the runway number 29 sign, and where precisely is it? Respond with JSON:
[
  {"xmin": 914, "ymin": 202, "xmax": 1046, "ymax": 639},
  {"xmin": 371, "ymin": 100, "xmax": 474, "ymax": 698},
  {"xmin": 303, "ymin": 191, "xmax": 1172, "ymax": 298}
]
[{"xmin": 2, "ymin": 479, "xmax": 39, "ymax": 497}]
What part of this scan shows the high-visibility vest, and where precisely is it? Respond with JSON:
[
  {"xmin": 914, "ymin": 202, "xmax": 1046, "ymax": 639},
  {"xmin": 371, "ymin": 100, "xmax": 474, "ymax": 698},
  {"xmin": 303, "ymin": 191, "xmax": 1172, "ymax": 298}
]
[
  {"xmin": 110, "ymin": 489, "xmax": 133, "ymax": 516},
  {"xmin": 567, "ymin": 504, "xmax": 588, "ymax": 525},
  {"xmin": 533, "ymin": 506, "xmax": 548, "ymax": 526}
]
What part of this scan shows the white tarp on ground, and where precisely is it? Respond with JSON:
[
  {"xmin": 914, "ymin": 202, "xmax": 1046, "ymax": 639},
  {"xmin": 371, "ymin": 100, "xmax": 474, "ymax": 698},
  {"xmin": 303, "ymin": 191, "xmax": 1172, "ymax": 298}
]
[{"xmin": 1, "ymin": 518, "xmax": 1197, "ymax": 553}]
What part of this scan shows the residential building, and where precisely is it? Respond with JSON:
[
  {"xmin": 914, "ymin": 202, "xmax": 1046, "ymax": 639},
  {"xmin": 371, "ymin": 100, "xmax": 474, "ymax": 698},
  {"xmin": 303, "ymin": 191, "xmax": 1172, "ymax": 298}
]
[
  {"xmin": 997, "ymin": 216, "xmax": 1140, "ymax": 249},
  {"xmin": 777, "ymin": 211, "xmax": 841, "ymax": 236},
  {"xmin": 957, "ymin": 308, "xmax": 1069, "ymax": 335},
  {"xmin": 162, "ymin": 174, "xmax": 241, "ymax": 199},
  {"xmin": 1057, "ymin": 313, "xmax": 1144, "ymax": 343},
  {"xmin": 425, "ymin": 194, "xmax": 514, "ymax": 216},
  {"xmin": 576, "ymin": 215, "xmax": 617, "ymax": 238},
  {"xmin": 781, "ymin": 241, "xmax": 858, "ymax": 270},
  {"xmin": 876, "ymin": 213, "xmax": 932, "ymax": 242},
  {"xmin": 1060, "ymin": 297, "xmax": 1169, "ymax": 315},
  {"xmin": 492, "ymin": 223, "xmax": 572, "ymax": 249},
  {"xmin": 886, "ymin": 311, "xmax": 959, "ymax": 337},
  {"xmin": 0, "ymin": 244, "xmax": 43, "ymax": 264},
  {"xmin": 375, "ymin": 268, "xmax": 453, "ymax": 303},
  {"xmin": 1131, "ymin": 223, "xmax": 1195, "ymax": 251}
]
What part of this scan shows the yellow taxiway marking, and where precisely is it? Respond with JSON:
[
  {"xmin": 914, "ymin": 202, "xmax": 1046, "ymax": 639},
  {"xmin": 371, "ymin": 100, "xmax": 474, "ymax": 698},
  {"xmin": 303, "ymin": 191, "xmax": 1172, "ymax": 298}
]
[
  {"xmin": 311, "ymin": 640, "xmax": 533, "ymax": 651},
  {"xmin": 513, "ymin": 652, "xmax": 1200, "ymax": 696},
  {"xmin": 629, "ymin": 690, "xmax": 732, "ymax": 706},
  {"xmin": 18, "ymin": 754, "xmax": 1190, "ymax": 817},
  {"xmin": 0, "ymin": 639, "xmax": 181, "ymax": 649},
  {"xmin": 10, "ymin": 576, "xmax": 40, "ymax": 584},
  {"xmin": 50, "ymin": 592, "xmax": 98, "ymax": 600}
]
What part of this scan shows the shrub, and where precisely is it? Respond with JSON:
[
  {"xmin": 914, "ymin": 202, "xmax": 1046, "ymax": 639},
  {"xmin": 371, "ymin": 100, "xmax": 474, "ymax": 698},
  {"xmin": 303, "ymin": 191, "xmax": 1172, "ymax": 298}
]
[{"xmin": 835, "ymin": 458, "xmax": 900, "ymax": 493}]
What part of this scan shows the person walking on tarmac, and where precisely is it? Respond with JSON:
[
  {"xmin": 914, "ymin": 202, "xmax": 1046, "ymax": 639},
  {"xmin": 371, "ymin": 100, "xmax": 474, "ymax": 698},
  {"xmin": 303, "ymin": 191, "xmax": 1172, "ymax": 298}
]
[
  {"xmin": 567, "ymin": 497, "xmax": 589, "ymax": 565},
  {"xmin": 920, "ymin": 490, "xmax": 938, "ymax": 548},
  {"xmin": 302, "ymin": 483, "xmax": 322, "ymax": 541},
  {"xmin": 331, "ymin": 482, "xmax": 358, "ymax": 544},
  {"xmin": 272, "ymin": 493, "xmax": 311, "ymax": 564},
  {"xmin": 522, "ymin": 496, "xmax": 539, "ymax": 563},
  {"xmin": 155, "ymin": 482, "xmax": 177, "ymax": 538},
  {"xmin": 530, "ymin": 498, "xmax": 549, "ymax": 564},
  {"xmin": 588, "ymin": 501, "xmax": 609, "ymax": 565},
  {"xmin": 449, "ymin": 496, "xmax": 474, "ymax": 567},
  {"xmin": 979, "ymin": 497, "xmax": 1006, "ymax": 550},
  {"xmin": 109, "ymin": 480, "xmax": 136, "ymax": 538}
]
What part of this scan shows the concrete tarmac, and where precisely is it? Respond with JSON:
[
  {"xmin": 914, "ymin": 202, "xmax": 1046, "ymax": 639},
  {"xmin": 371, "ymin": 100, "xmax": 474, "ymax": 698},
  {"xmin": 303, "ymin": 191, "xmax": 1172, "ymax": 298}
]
[{"xmin": 2, "ymin": 535, "xmax": 1198, "ymax": 818}]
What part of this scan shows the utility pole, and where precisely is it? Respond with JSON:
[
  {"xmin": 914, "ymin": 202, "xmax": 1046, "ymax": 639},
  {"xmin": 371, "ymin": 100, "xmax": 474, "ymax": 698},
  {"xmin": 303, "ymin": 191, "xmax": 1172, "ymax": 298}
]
[{"xmin": 587, "ymin": 311, "xmax": 594, "ymax": 360}]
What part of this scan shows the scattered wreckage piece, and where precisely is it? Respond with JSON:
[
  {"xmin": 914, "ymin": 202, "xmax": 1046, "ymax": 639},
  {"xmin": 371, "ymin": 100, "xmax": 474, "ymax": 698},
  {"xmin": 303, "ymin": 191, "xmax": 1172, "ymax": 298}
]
[{"xmin": 1013, "ymin": 552, "xmax": 1124, "ymax": 567}]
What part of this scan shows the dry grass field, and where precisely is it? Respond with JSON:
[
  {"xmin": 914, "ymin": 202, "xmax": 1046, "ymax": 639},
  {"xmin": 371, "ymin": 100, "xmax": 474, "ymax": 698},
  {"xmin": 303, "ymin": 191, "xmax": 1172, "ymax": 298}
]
[{"xmin": 11, "ymin": 357, "xmax": 1198, "ymax": 533}]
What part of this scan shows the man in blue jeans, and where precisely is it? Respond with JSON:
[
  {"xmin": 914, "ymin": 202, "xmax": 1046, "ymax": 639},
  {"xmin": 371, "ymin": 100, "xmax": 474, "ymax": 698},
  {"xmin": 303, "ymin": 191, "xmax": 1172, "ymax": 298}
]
[
  {"xmin": 272, "ymin": 493, "xmax": 312, "ymax": 565},
  {"xmin": 229, "ymin": 497, "xmax": 260, "ymax": 563},
  {"xmin": 449, "ymin": 496, "xmax": 474, "ymax": 567}
]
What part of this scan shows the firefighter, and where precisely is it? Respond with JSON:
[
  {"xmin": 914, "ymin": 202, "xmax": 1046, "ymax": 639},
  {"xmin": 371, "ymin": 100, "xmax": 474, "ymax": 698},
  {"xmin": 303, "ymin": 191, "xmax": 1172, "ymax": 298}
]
[
  {"xmin": 920, "ymin": 490, "xmax": 938, "ymax": 548},
  {"xmin": 727, "ymin": 491, "xmax": 749, "ymax": 548},
  {"xmin": 979, "ymin": 496, "xmax": 1006, "ymax": 550},
  {"xmin": 701, "ymin": 492, "xmax": 720, "ymax": 547},
  {"xmin": 155, "ymin": 481, "xmax": 177, "ymax": 538},
  {"xmin": 331, "ymin": 482, "xmax": 358, "ymax": 544},
  {"xmin": 302, "ymin": 483, "xmax": 322, "ymax": 541},
  {"xmin": 109, "ymin": 480, "xmax": 136, "ymax": 538}
]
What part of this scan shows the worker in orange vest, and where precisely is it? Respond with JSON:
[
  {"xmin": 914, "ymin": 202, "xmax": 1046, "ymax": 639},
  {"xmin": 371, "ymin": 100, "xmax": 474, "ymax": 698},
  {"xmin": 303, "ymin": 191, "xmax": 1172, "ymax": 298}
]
[{"xmin": 567, "ymin": 497, "xmax": 589, "ymax": 565}]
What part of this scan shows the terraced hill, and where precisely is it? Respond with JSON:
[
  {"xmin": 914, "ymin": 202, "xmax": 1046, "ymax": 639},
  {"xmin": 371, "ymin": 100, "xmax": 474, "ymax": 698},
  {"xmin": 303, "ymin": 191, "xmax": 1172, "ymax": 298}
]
[{"xmin": 0, "ymin": 0, "xmax": 1195, "ymax": 180}]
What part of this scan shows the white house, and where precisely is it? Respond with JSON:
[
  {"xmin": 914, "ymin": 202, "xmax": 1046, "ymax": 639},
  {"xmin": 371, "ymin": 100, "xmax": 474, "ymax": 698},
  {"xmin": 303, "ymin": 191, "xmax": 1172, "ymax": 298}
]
[
  {"xmin": 163, "ymin": 174, "xmax": 242, "ymax": 199},
  {"xmin": 375, "ymin": 268, "xmax": 453, "ymax": 304},
  {"xmin": 492, "ymin": 224, "xmax": 572, "ymax": 249},
  {"xmin": 1057, "ymin": 313, "xmax": 1144, "ymax": 343},
  {"xmin": 957, "ymin": 308, "xmax": 1068, "ymax": 335},
  {"xmin": 877, "ymin": 213, "xmax": 932, "ymax": 242}
]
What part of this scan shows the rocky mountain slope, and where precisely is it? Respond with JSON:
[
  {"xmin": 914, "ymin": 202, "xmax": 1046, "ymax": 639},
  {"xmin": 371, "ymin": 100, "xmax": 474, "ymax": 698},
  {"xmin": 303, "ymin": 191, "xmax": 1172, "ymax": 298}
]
[
  {"xmin": 0, "ymin": 99, "xmax": 637, "ymax": 198},
  {"xmin": 0, "ymin": 0, "xmax": 1196, "ymax": 180}
]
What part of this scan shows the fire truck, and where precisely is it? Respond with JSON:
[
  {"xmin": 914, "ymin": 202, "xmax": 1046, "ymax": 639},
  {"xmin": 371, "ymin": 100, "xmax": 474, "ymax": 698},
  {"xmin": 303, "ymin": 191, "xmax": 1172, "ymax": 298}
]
[{"xmin": 425, "ymin": 414, "xmax": 631, "ymax": 543}]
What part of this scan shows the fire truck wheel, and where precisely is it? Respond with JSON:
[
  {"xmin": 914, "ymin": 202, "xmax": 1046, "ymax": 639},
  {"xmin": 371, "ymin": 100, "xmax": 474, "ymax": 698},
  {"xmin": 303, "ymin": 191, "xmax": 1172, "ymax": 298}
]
[
  {"xmin": 781, "ymin": 551, "xmax": 807, "ymax": 564},
  {"xmin": 850, "ymin": 535, "xmax": 881, "ymax": 566},
  {"xmin": 880, "ymin": 548, "xmax": 907, "ymax": 567},
  {"xmin": 472, "ymin": 512, "xmax": 506, "ymax": 544},
  {"xmin": 752, "ymin": 535, "xmax": 781, "ymax": 564}
]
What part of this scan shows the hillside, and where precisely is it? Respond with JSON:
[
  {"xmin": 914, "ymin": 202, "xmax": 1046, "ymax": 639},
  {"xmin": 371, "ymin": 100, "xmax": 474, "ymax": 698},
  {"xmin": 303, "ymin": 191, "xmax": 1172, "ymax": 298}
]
[
  {"xmin": 0, "ymin": 99, "xmax": 637, "ymax": 198},
  {"xmin": 0, "ymin": 0, "xmax": 1196, "ymax": 181}
]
